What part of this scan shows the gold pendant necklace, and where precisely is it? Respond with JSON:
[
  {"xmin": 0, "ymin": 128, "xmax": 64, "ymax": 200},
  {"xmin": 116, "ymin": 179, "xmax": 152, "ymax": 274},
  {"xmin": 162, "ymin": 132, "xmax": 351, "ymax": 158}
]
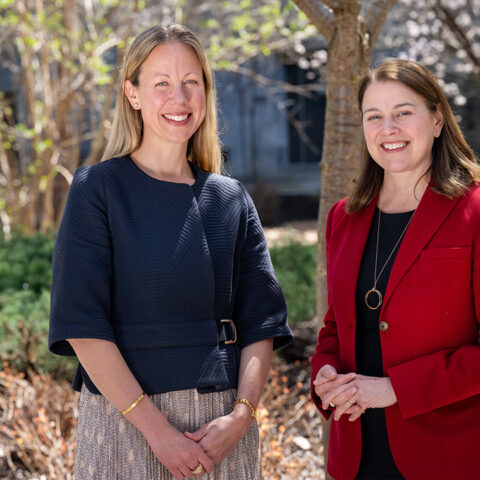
[{"xmin": 365, "ymin": 209, "xmax": 415, "ymax": 310}]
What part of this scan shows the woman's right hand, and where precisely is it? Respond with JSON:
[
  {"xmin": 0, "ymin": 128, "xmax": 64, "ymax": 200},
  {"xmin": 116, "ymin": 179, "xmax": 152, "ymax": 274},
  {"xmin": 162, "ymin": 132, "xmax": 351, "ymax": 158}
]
[
  {"xmin": 313, "ymin": 364, "xmax": 358, "ymax": 412},
  {"xmin": 68, "ymin": 339, "xmax": 213, "ymax": 478},
  {"xmin": 144, "ymin": 420, "xmax": 214, "ymax": 479}
]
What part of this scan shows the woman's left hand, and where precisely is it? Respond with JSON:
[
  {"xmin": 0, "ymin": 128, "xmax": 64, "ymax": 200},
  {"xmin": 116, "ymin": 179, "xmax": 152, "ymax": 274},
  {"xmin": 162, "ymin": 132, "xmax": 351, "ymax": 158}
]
[
  {"xmin": 332, "ymin": 374, "xmax": 397, "ymax": 422},
  {"xmin": 186, "ymin": 338, "xmax": 272, "ymax": 467},
  {"xmin": 184, "ymin": 410, "xmax": 252, "ymax": 465}
]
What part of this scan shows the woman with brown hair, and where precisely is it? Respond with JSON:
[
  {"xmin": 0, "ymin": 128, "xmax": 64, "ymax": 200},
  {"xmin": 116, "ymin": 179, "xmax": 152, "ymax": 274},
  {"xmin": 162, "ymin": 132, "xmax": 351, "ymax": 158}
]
[
  {"xmin": 49, "ymin": 24, "xmax": 292, "ymax": 479},
  {"xmin": 311, "ymin": 59, "xmax": 480, "ymax": 479}
]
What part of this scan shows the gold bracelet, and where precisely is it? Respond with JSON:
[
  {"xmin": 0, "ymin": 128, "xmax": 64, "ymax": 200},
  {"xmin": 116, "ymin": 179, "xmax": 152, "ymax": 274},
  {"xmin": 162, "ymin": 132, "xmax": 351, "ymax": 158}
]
[
  {"xmin": 121, "ymin": 392, "xmax": 145, "ymax": 415},
  {"xmin": 233, "ymin": 398, "xmax": 256, "ymax": 422}
]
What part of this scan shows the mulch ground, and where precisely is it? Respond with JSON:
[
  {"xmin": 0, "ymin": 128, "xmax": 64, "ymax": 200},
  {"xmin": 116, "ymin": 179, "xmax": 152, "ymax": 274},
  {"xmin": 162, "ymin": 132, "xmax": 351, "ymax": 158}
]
[{"xmin": 259, "ymin": 355, "xmax": 326, "ymax": 479}]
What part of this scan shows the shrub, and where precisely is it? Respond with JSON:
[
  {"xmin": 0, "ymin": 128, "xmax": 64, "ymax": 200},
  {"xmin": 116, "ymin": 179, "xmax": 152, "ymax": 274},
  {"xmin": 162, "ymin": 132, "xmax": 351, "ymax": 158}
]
[
  {"xmin": 0, "ymin": 289, "xmax": 76, "ymax": 378},
  {"xmin": 0, "ymin": 233, "xmax": 316, "ymax": 379},
  {"xmin": 0, "ymin": 232, "xmax": 55, "ymax": 294},
  {"xmin": 270, "ymin": 242, "xmax": 316, "ymax": 324}
]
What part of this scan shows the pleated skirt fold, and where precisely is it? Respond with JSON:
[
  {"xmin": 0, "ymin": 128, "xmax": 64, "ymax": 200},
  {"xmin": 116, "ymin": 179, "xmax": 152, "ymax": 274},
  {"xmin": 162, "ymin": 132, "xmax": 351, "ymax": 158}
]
[{"xmin": 75, "ymin": 387, "xmax": 262, "ymax": 480}]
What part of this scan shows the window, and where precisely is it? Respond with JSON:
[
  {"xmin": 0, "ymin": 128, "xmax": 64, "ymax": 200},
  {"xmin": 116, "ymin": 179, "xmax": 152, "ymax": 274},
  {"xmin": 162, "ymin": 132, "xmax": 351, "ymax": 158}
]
[{"xmin": 285, "ymin": 64, "xmax": 325, "ymax": 164}]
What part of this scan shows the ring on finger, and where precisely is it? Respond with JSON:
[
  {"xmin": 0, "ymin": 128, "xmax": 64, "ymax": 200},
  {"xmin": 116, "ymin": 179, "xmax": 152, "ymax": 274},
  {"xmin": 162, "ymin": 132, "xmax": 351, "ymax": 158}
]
[
  {"xmin": 329, "ymin": 402, "xmax": 336, "ymax": 408},
  {"xmin": 190, "ymin": 463, "xmax": 203, "ymax": 475}
]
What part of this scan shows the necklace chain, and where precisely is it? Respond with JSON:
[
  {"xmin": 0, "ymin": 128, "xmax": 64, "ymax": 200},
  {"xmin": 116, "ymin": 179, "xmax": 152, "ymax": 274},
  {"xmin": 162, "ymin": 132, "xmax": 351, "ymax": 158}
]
[{"xmin": 365, "ymin": 209, "xmax": 415, "ymax": 310}]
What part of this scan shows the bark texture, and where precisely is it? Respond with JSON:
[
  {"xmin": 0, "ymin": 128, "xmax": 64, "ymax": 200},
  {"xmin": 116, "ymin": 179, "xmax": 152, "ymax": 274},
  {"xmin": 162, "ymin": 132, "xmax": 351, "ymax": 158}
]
[{"xmin": 292, "ymin": 1, "xmax": 397, "ymax": 477}]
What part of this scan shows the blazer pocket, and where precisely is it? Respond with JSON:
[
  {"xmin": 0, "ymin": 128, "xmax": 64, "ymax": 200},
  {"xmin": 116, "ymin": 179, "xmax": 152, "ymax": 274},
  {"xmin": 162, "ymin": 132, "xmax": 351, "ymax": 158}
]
[
  {"xmin": 419, "ymin": 247, "xmax": 474, "ymax": 348},
  {"xmin": 420, "ymin": 246, "xmax": 472, "ymax": 259}
]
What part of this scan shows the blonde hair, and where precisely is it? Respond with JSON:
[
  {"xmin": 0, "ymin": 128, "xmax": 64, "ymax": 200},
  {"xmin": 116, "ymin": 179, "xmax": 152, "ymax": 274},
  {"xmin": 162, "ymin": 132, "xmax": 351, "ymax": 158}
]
[
  {"xmin": 347, "ymin": 59, "xmax": 480, "ymax": 213},
  {"xmin": 101, "ymin": 24, "xmax": 222, "ymax": 173}
]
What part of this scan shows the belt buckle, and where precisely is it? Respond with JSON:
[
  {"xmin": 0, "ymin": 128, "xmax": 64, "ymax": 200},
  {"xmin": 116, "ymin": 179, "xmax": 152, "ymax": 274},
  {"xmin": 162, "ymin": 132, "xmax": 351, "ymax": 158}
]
[{"xmin": 220, "ymin": 319, "xmax": 237, "ymax": 345}]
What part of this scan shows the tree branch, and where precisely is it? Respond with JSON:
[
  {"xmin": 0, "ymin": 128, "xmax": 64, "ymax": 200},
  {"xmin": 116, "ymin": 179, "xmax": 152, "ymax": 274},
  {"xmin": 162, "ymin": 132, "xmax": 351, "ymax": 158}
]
[
  {"xmin": 285, "ymin": 104, "xmax": 322, "ymax": 156},
  {"xmin": 228, "ymin": 65, "xmax": 320, "ymax": 99},
  {"xmin": 365, "ymin": 0, "xmax": 398, "ymax": 46},
  {"xmin": 0, "ymin": 26, "xmax": 15, "ymax": 46},
  {"xmin": 211, "ymin": 35, "xmax": 307, "ymax": 70},
  {"xmin": 268, "ymin": 94, "xmax": 322, "ymax": 156},
  {"xmin": 293, "ymin": 0, "xmax": 336, "ymax": 43},
  {"xmin": 55, "ymin": 164, "xmax": 74, "ymax": 186},
  {"xmin": 436, "ymin": 2, "xmax": 480, "ymax": 71}
]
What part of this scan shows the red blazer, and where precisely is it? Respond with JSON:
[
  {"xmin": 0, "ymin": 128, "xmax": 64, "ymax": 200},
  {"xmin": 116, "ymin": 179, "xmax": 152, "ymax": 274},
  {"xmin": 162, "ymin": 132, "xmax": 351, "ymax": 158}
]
[{"xmin": 311, "ymin": 184, "xmax": 480, "ymax": 480}]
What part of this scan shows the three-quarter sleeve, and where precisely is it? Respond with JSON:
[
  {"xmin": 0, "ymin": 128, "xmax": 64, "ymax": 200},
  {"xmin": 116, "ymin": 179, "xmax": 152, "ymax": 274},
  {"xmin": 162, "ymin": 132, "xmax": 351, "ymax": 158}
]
[
  {"xmin": 49, "ymin": 165, "xmax": 115, "ymax": 356},
  {"xmin": 233, "ymin": 185, "xmax": 293, "ymax": 350}
]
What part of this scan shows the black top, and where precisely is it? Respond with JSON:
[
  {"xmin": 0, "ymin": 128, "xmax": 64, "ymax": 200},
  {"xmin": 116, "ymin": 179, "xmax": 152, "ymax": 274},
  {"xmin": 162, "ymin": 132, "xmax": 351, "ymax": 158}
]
[
  {"xmin": 49, "ymin": 156, "xmax": 293, "ymax": 394},
  {"xmin": 355, "ymin": 208, "xmax": 413, "ymax": 479}
]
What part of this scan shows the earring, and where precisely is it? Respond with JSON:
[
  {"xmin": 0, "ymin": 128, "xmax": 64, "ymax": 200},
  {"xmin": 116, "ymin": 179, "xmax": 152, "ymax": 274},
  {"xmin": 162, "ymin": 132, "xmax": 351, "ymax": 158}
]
[{"xmin": 133, "ymin": 103, "xmax": 139, "ymax": 108}]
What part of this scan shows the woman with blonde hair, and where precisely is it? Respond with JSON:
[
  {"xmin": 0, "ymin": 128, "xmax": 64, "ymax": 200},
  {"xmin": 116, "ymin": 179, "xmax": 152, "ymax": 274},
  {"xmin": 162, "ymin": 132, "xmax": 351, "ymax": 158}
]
[
  {"xmin": 49, "ymin": 24, "xmax": 292, "ymax": 480},
  {"xmin": 311, "ymin": 59, "xmax": 480, "ymax": 479}
]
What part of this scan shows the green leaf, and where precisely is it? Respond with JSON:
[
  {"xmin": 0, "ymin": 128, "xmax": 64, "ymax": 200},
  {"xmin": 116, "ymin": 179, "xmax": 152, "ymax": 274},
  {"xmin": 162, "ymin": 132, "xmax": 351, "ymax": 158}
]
[
  {"xmin": 15, "ymin": 124, "xmax": 35, "ymax": 139},
  {"xmin": 0, "ymin": 11, "xmax": 18, "ymax": 27},
  {"xmin": 203, "ymin": 18, "xmax": 221, "ymax": 29},
  {"xmin": 97, "ymin": 76, "xmax": 111, "ymax": 86},
  {"xmin": 259, "ymin": 22, "xmax": 276, "ymax": 38},
  {"xmin": 39, "ymin": 175, "xmax": 48, "ymax": 192},
  {"xmin": 261, "ymin": 45, "xmax": 272, "ymax": 56},
  {"xmin": 33, "ymin": 140, "xmax": 52, "ymax": 154},
  {"xmin": 37, "ymin": 8, "xmax": 45, "ymax": 24},
  {"xmin": 49, "ymin": 38, "xmax": 62, "ymax": 54},
  {"xmin": 23, "ymin": 35, "xmax": 39, "ymax": 48},
  {"xmin": 0, "ymin": 0, "xmax": 15, "ymax": 8},
  {"xmin": 217, "ymin": 59, "xmax": 233, "ymax": 70}
]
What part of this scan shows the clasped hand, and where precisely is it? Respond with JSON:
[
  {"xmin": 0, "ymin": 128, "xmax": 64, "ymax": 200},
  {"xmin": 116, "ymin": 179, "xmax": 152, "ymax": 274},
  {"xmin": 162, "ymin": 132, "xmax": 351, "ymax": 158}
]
[
  {"xmin": 313, "ymin": 364, "xmax": 397, "ymax": 422},
  {"xmin": 145, "ymin": 420, "xmax": 214, "ymax": 480},
  {"xmin": 184, "ymin": 409, "xmax": 252, "ymax": 466},
  {"xmin": 149, "ymin": 408, "xmax": 251, "ymax": 479}
]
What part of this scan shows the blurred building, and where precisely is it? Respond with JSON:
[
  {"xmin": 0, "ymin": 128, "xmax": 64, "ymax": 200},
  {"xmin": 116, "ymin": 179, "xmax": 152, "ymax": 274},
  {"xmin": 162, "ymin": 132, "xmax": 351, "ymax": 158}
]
[{"xmin": 216, "ymin": 54, "xmax": 324, "ymax": 224}]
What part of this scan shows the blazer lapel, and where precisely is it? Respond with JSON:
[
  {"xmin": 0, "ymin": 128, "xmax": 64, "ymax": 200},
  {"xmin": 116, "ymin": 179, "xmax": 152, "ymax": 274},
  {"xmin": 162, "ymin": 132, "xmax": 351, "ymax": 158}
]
[
  {"xmin": 382, "ymin": 187, "xmax": 460, "ymax": 309},
  {"xmin": 341, "ymin": 198, "xmax": 377, "ymax": 324}
]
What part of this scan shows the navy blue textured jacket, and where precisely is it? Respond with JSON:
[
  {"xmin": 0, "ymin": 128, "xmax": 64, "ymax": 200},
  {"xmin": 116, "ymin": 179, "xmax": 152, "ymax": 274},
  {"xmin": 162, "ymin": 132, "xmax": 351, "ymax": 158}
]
[{"xmin": 49, "ymin": 156, "xmax": 293, "ymax": 395}]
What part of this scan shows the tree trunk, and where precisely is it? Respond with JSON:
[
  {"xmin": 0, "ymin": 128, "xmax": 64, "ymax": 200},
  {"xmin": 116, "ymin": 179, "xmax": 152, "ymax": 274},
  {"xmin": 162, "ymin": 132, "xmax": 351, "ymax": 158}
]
[
  {"xmin": 292, "ymin": 1, "xmax": 397, "ymax": 477},
  {"xmin": 318, "ymin": 9, "xmax": 368, "ymax": 475},
  {"xmin": 317, "ymin": 1, "xmax": 368, "ymax": 323}
]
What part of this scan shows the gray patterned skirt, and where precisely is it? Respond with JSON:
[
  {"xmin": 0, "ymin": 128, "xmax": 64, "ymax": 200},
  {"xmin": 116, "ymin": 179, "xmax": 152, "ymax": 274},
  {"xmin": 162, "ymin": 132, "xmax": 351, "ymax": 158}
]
[{"xmin": 75, "ymin": 387, "xmax": 262, "ymax": 479}]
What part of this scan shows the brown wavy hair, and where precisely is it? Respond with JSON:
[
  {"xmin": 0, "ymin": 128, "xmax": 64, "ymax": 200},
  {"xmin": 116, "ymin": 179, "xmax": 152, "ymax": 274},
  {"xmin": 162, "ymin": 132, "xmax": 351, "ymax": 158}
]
[
  {"xmin": 101, "ymin": 24, "xmax": 222, "ymax": 173},
  {"xmin": 346, "ymin": 59, "xmax": 479, "ymax": 213}
]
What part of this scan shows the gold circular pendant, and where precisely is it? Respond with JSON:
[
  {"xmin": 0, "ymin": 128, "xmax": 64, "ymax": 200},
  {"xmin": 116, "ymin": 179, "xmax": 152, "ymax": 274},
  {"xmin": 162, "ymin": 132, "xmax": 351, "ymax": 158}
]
[{"xmin": 365, "ymin": 288, "xmax": 383, "ymax": 310}]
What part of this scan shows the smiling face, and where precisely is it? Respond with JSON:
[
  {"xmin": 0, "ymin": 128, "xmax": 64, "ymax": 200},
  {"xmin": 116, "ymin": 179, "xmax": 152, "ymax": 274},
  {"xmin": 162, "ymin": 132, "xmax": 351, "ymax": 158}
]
[
  {"xmin": 125, "ymin": 41, "xmax": 206, "ymax": 149},
  {"xmin": 361, "ymin": 80, "xmax": 444, "ymax": 180}
]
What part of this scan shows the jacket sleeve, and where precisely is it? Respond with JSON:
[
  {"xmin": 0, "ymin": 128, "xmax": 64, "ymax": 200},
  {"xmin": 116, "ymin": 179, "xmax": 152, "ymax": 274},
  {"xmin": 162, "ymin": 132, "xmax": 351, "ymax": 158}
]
[
  {"xmin": 49, "ymin": 165, "xmax": 116, "ymax": 356},
  {"xmin": 232, "ymin": 184, "xmax": 293, "ymax": 351},
  {"xmin": 310, "ymin": 200, "xmax": 342, "ymax": 417}
]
